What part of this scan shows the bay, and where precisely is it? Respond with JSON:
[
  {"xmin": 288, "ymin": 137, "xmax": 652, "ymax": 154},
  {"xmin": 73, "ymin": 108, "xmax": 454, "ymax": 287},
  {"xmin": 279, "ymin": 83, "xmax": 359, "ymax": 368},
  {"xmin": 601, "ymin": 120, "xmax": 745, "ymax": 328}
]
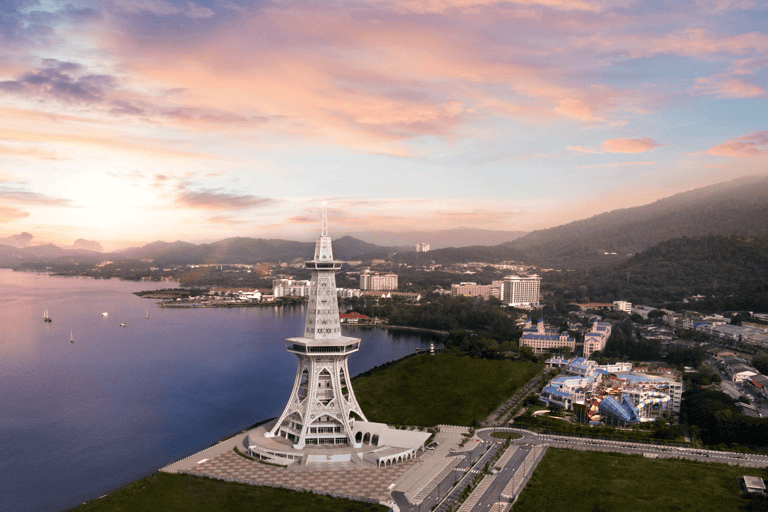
[{"xmin": 0, "ymin": 269, "xmax": 435, "ymax": 511}]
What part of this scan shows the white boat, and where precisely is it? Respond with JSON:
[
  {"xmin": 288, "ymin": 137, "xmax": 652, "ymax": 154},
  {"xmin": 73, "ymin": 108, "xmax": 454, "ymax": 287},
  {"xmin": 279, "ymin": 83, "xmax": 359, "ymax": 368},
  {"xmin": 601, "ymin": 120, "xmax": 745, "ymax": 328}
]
[
  {"xmin": 43, "ymin": 310, "xmax": 52, "ymax": 322},
  {"xmin": 119, "ymin": 323, "xmax": 126, "ymax": 327},
  {"xmin": 145, "ymin": 312, "xmax": 150, "ymax": 319},
  {"xmin": 70, "ymin": 330, "xmax": 74, "ymax": 343},
  {"xmin": 101, "ymin": 312, "xmax": 108, "ymax": 317}
]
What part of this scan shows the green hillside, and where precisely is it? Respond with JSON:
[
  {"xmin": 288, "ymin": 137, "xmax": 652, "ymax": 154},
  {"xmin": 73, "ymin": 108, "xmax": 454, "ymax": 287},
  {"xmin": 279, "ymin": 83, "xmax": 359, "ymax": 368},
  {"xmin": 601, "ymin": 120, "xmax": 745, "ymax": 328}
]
[{"xmin": 543, "ymin": 234, "xmax": 768, "ymax": 310}]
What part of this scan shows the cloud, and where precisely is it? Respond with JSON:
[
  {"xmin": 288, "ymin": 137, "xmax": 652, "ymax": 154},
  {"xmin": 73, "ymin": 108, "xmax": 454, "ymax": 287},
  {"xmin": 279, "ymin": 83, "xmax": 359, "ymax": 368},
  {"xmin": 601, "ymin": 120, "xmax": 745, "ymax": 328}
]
[
  {"xmin": 0, "ymin": 60, "xmax": 274, "ymax": 132},
  {"xmin": 175, "ymin": 185, "xmax": 276, "ymax": 211},
  {"xmin": 111, "ymin": 0, "xmax": 213, "ymax": 18},
  {"xmin": 567, "ymin": 145, "xmax": 602, "ymax": 154},
  {"xmin": 0, "ymin": 59, "xmax": 115, "ymax": 105},
  {"xmin": 601, "ymin": 137, "xmax": 662, "ymax": 154},
  {"xmin": 207, "ymin": 215, "xmax": 247, "ymax": 225},
  {"xmin": 578, "ymin": 161, "xmax": 654, "ymax": 169},
  {"xmin": 376, "ymin": 0, "xmax": 602, "ymax": 14},
  {"xmin": 71, "ymin": 239, "xmax": 104, "ymax": 251},
  {"xmin": 554, "ymin": 97, "xmax": 603, "ymax": 122},
  {"xmin": 0, "ymin": 231, "xmax": 33, "ymax": 245},
  {"xmin": 0, "ymin": 186, "xmax": 73, "ymax": 206},
  {"xmin": 694, "ymin": 75, "xmax": 765, "ymax": 99},
  {"xmin": 0, "ymin": 207, "xmax": 31, "ymax": 222},
  {"xmin": 706, "ymin": 130, "xmax": 768, "ymax": 158},
  {"xmin": 0, "ymin": 128, "xmax": 223, "ymax": 160},
  {"xmin": 0, "ymin": 143, "xmax": 62, "ymax": 160}
]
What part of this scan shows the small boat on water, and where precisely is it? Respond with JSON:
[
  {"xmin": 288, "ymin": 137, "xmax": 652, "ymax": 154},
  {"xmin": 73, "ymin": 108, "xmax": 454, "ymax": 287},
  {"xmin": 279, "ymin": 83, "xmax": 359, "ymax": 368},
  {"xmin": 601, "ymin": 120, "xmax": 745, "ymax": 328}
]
[
  {"xmin": 119, "ymin": 322, "xmax": 126, "ymax": 327},
  {"xmin": 101, "ymin": 312, "xmax": 108, "ymax": 317},
  {"xmin": 43, "ymin": 310, "xmax": 52, "ymax": 322},
  {"xmin": 70, "ymin": 330, "xmax": 74, "ymax": 343},
  {"xmin": 145, "ymin": 312, "xmax": 150, "ymax": 319}
]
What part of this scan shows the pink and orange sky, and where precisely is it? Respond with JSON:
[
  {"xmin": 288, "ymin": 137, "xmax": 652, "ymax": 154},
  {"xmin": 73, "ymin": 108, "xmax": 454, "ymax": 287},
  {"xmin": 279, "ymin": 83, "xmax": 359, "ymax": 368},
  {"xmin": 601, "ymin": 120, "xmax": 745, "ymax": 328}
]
[{"xmin": 1, "ymin": 0, "xmax": 767, "ymax": 250}]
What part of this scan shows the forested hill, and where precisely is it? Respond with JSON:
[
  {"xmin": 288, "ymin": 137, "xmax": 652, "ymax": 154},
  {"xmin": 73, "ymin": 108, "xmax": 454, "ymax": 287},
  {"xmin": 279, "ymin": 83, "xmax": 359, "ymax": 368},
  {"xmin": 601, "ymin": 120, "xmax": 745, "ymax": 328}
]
[
  {"xmin": 508, "ymin": 175, "xmax": 768, "ymax": 269},
  {"xmin": 546, "ymin": 234, "xmax": 768, "ymax": 310},
  {"xmin": 0, "ymin": 236, "xmax": 407, "ymax": 268}
]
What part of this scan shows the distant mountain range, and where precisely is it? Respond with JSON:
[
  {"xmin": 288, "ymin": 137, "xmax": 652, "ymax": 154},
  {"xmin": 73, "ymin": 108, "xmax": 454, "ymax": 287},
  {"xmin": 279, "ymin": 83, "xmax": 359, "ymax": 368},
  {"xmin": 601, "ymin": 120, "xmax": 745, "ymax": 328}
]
[
  {"xmin": 112, "ymin": 236, "xmax": 408, "ymax": 265},
  {"xmin": 344, "ymin": 228, "xmax": 527, "ymax": 249},
  {"xmin": 2, "ymin": 174, "xmax": 767, "ymax": 270},
  {"xmin": 0, "ymin": 236, "xmax": 407, "ymax": 268}
]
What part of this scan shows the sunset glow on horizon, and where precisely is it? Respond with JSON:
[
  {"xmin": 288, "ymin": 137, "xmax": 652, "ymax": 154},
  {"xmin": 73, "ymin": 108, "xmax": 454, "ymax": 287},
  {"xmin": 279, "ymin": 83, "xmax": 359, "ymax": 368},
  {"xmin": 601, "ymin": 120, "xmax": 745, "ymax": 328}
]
[{"xmin": 1, "ymin": 0, "xmax": 767, "ymax": 250}]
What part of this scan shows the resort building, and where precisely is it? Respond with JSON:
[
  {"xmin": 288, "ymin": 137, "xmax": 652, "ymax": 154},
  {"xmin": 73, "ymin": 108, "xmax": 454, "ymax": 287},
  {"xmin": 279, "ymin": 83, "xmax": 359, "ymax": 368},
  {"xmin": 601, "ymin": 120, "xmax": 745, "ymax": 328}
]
[
  {"xmin": 539, "ymin": 357, "xmax": 681, "ymax": 424},
  {"xmin": 360, "ymin": 270, "xmax": 398, "ymax": 291},
  {"xmin": 519, "ymin": 317, "xmax": 575, "ymax": 355},
  {"xmin": 416, "ymin": 243, "xmax": 430, "ymax": 252},
  {"xmin": 583, "ymin": 318, "xmax": 612, "ymax": 359},
  {"xmin": 503, "ymin": 274, "xmax": 540, "ymax": 308},
  {"xmin": 450, "ymin": 282, "xmax": 502, "ymax": 300},
  {"xmin": 273, "ymin": 278, "xmax": 312, "ymax": 297}
]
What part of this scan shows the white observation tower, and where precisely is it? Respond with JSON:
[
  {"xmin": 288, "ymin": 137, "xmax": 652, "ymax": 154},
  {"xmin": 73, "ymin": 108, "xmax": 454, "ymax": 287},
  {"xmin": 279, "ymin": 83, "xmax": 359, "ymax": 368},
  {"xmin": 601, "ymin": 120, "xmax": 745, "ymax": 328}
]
[{"xmin": 266, "ymin": 204, "xmax": 367, "ymax": 449}]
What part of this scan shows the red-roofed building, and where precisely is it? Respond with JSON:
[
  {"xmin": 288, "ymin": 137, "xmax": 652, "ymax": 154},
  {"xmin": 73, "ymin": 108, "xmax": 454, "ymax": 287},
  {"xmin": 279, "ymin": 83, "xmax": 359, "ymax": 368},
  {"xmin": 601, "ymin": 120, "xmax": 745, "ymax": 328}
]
[{"xmin": 340, "ymin": 312, "xmax": 370, "ymax": 324}]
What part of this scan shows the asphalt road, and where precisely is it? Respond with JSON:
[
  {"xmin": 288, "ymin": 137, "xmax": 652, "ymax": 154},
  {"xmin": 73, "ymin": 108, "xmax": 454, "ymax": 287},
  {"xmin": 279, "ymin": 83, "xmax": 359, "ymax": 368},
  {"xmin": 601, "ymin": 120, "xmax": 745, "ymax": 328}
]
[
  {"xmin": 471, "ymin": 445, "xmax": 533, "ymax": 512},
  {"xmin": 476, "ymin": 427, "xmax": 768, "ymax": 467}
]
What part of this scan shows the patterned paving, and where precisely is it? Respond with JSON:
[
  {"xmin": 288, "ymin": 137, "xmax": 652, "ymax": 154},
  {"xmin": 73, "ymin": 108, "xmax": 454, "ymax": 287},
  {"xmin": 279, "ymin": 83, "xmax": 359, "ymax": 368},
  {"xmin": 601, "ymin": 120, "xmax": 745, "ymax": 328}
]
[{"xmin": 183, "ymin": 451, "xmax": 416, "ymax": 503}]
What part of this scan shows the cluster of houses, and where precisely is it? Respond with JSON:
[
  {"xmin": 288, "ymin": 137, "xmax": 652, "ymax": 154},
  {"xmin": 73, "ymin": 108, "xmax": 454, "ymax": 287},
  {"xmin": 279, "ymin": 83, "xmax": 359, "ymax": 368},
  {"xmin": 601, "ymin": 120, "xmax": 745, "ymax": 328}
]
[
  {"xmin": 659, "ymin": 311, "xmax": 768, "ymax": 350},
  {"xmin": 708, "ymin": 347, "xmax": 768, "ymax": 411}
]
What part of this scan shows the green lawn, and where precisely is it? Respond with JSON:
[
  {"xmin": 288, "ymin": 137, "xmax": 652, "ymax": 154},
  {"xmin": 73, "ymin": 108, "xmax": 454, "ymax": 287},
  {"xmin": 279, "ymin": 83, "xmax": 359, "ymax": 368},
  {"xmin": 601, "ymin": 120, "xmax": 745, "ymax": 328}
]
[
  {"xmin": 490, "ymin": 431, "xmax": 523, "ymax": 440},
  {"xmin": 352, "ymin": 353, "xmax": 543, "ymax": 427},
  {"xmin": 72, "ymin": 472, "xmax": 388, "ymax": 512},
  {"xmin": 513, "ymin": 448, "xmax": 768, "ymax": 512}
]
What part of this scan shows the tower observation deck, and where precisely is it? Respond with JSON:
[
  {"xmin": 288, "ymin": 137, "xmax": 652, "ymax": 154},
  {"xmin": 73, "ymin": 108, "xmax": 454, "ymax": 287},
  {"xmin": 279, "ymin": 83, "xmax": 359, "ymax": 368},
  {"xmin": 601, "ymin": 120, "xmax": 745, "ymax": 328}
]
[{"xmin": 266, "ymin": 204, "xmax": 367, "ymax": 449}]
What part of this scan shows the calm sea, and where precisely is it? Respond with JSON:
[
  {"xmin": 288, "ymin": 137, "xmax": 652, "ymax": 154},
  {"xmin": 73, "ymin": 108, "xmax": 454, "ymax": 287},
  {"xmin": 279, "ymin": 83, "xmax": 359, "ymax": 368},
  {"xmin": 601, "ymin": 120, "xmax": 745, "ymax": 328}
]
[{"xmin": 0, "ymin": 270, "xmax": 435, "ymax": 512}]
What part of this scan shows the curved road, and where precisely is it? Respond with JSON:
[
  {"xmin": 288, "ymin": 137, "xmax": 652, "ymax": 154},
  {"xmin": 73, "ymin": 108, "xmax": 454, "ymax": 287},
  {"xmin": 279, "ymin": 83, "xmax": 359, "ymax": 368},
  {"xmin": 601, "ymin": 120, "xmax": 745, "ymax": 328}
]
[{"xmin": 476, "ymin": 427, "xmax": 768, "ymax": 466}]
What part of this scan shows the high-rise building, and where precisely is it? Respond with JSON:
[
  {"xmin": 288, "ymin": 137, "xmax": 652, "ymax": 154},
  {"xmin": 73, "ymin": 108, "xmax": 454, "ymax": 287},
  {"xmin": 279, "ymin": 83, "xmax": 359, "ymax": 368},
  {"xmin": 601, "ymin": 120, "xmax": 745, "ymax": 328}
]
[
  {"xmin": 503, "ymin": 274, "xmax": 541, "ymax": 308},
  {"xmin": 272, "ymin": 278, "xmax": 311, "ymax": 297},
  {"xmin": 359, "ymin": 270, "xmax": 398, "ymax": 291},
  {"xmin": 416, "ymin": 243, "xmax": 430, "ymax": 252}
]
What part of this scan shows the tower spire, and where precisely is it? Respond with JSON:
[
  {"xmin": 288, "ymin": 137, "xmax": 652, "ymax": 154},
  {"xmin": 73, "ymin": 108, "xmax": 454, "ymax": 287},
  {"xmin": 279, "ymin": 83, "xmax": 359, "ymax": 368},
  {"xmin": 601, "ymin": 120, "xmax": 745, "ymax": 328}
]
[{"xmin": 321, "ymin": 201, "xmax": 328, "ymax": 237}]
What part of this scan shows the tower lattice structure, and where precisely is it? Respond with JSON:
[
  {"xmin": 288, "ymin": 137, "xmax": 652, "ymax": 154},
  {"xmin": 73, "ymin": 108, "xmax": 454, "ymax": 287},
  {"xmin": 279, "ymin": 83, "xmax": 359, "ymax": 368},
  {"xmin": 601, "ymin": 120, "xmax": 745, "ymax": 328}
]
[{"xmin": 266, "ymin": 205, "xmax": 367, "ymax": 449}]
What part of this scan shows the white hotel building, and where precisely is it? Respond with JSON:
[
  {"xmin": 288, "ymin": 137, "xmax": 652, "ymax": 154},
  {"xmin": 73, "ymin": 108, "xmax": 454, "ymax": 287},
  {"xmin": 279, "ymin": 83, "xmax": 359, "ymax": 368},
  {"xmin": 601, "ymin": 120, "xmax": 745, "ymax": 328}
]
[
  {"xmin": 359, "ymin": 270, "xmax": 398, "ymax": 291},
  {"xmin": 503, "ymin": 274, "xmax": 541, "ymax": 308}
]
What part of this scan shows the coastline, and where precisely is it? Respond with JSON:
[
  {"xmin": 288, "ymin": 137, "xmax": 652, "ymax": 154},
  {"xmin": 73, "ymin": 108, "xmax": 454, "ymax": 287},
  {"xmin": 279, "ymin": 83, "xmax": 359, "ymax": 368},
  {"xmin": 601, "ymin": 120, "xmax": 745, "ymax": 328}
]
[{"xmin": 350, "ymin": 324, "xmax": 450, "ymax": 336}]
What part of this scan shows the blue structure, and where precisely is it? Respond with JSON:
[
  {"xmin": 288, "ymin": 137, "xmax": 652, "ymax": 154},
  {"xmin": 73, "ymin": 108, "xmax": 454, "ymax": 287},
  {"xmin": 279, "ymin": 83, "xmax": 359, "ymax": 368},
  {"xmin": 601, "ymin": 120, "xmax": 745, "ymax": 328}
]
[{"xmin": 598, "ymin": 392, "xmax": 670, "ymax": 426}]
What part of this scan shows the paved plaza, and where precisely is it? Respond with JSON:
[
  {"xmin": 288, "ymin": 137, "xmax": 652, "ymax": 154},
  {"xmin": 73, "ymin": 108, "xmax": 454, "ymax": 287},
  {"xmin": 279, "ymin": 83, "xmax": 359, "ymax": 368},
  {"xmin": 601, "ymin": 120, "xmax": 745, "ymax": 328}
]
[{"xmin": 182, "ymin": 449, "xmax": 415, "ymax": 503}]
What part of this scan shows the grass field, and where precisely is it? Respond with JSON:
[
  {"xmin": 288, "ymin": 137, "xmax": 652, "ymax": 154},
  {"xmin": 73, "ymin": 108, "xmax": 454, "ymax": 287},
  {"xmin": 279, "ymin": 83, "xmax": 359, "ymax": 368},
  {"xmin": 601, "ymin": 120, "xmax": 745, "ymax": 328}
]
[
  {"xmin": 513, "ymin": 448, "xmax": 768, "ymax": 512},
  {"xmin": 352, "ymin": 353, "xmax": 543, "ymax": 427},
  {"xmin": 490, "ymin": 432, "xmax": 523, "ymax": 440},
  {"xmin": 72, "ymin": 472, "xmax": 388, "ymax": 512}
]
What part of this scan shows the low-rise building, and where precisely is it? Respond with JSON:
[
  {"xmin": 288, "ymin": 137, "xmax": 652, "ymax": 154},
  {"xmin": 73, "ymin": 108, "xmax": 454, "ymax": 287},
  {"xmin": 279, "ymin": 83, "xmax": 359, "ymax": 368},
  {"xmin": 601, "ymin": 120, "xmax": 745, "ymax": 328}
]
[
  {"xmin": 339, "ymin": 312, "xmax": 369, "ymax": 324},
  {"xmin": 450, "ymin": 282, "xmax": 501, "ymax": 300},
  {"xmin": 583, "ymin": 318, "xmax": 612, "ymax": 359},
  {"xmin": 613, "ymin": 301, "xmax": 632, "ymax": 314},
  {"xmin": 519, "ymin": 318, "xmax": 575, "ymax": 355}
]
